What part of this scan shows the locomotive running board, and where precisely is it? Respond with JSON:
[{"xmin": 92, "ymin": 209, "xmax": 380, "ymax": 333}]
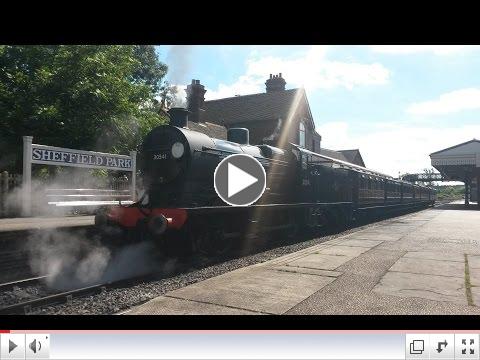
[
  {"xmin": 181, "ymin": 202, "xmax": 353, "ymax": 214},
  {"xmin": 357, "ymin": 201, "xmax": 431, "ymax": 211}
]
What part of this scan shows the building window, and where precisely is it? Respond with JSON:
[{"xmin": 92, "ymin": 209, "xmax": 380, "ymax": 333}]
[{"xmin": 299, "ymin": 121, "xmax": 306, "ymax": 148}]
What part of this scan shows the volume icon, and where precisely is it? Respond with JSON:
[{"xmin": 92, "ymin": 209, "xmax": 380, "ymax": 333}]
[{"xmin": 29, "ymin": 338, "xmax": 41, "ymax": 354}]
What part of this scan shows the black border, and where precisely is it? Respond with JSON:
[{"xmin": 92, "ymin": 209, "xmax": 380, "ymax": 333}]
[
  {"xmin": 2, "ymin": 315, "xmax": 480, "ymax": 330},
  {"xmin": 2, "ymin": 5, "xmax": 480, "ymax": 44}
]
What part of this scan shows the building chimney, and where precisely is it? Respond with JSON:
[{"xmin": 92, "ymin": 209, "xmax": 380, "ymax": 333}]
[
  {"xmin": 186, "ymin": 79, "xmax": 206, "ymax": 123},
  {"xmin": 265, "ymin": 73, "xmax": 286, "ymax": 93}
]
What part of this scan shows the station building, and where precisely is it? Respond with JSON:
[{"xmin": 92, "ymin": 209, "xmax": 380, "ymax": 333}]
[
  {"xmin": 430, "ymin": 139, "xmax": 480, "ymax": 207},
  {"xmin": 182, "ymin": 74, "xmax": 365, "ymax": 167}
]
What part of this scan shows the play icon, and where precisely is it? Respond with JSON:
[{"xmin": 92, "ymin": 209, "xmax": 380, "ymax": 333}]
[
  {"xmin": 9, "ymin": 340, "xmax": 17, "ymax": 353},
  {"xmin": 227, "ymin": 163, "xmax": 258, "ymax": 198},
  {"xmin": 1, "ymin": 333, "xmax": 25, "ymax": 359},
  {"xmin": 214, "ymin": 154, "xmax": 266, "ymax": 206}
]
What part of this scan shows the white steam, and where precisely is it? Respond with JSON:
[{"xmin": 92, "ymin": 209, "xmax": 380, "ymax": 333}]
[
  {"xmin": 2, "ymin": 169, "xmax": 166, "ymax": 290},
  {"xmin": 171, "ymin": 85, "xmax": 187, "ymax": 108},
  {"xmin": 26, "ymin": 228, "xmax": 179, "ymax": 291},
  {"xmin": 2, "ymin": 168, "xmax": 133, "ymax": 217}
]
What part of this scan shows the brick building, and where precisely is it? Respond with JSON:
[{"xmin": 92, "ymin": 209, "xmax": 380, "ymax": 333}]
[{"xmin": 182, "ymin": 74, "xmax": 365, "ymax": 167}]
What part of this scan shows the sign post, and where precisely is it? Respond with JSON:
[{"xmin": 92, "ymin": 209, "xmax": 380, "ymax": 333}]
[
  {"xmin": 130, "ymin": 150, "xmax": 137, "ymax": 202},
  {"xmin": 22, "ymin": 137, "xmax": 136, "ymax": 217},
  {"xmin": 22, "ymin": 136, "xmax": 33, "ymax": 217}
]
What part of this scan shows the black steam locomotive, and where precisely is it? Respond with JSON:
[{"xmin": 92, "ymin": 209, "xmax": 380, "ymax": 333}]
[{"xmin": 96, "ymin": 108, "xmax": 435, "ymax": 254}]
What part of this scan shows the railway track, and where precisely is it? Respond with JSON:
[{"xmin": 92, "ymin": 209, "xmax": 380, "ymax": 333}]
[
  {"xmin": 0, "ymin": 254, "xmax": 214, "ymax": 315},
  {"xmin": 0, "ymin": 250, "xmax": 35, "ymax": 285},
  {"xmin": 0, "ymin": 275, "xmax": 48, "ymax": 292},
  {"xmin": 0, "ymin": 273, "xmax": 158, "ymax": 315}
]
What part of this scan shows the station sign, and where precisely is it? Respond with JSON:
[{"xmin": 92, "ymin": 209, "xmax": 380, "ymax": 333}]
[
  {"xmin": 31, "ymin": 144, "xmax": 133, "ymax": 171},
  {"xmin": 22, "ymin": 136, "xmax": 137, "ymax": 216}
]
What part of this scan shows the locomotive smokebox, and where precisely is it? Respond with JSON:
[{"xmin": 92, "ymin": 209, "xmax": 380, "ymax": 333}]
[
  {"xmin": 227, "ymin": 128, "xmax": 249, "ymax": 145},
  {"xmin": 168, "ymin": 107, "xmax": 190, "ymax": 128}
]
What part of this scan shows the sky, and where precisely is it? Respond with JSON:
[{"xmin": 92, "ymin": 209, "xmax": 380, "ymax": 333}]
[{"xmin": 156, "ymin": 45, "xmax": 480, "ymax": 178}]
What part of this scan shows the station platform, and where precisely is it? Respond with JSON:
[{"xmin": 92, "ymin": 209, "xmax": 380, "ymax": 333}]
[
  {"xmin": 0, "ymin": 215, "xmax": 94, "ymax": 233},
  {"xmin": 125, "ymin": 201, "xmax": 480, "ymax": 315}
]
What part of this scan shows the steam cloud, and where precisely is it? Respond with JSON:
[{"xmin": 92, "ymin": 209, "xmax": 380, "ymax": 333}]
[
  {"xmin": 26, "ymin": 229, "xmax": 158, "ymax": 290},
  {"xmin": 171, "ymin": 85, "xmax": 187, "ymax": 108},
  {"xmin": 3, "ymin": 167, "xmax": 134, "ymax": 217},
  {"xmin": 3, "ymin": 169, "xmax": 170, "ymax": 290},
  {"xmin": 26, "ymin": 228, "xmax": 181, "ymax": 291}
]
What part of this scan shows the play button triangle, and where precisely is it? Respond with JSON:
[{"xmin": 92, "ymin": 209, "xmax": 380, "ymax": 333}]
[
  {"xmin": 9, "ymin": 339, "xmax": 17, "ymax": 353},
  {"xmin": 228, "ymin": 162, "xmax": 258, "ymax": 198}
]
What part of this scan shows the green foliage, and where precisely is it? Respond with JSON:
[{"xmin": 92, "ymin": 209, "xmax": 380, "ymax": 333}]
[
  {"xmin": 0, "ymin": 45, "xmax": 169, "ymax": 172},
  {"xmin": 435, "ymin": 185, "xmax": 464, "ymax": 200}
]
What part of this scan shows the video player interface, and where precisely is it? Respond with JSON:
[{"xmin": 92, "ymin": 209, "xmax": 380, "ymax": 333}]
[{"xmin": 0, "ymin": 331, "xmax": 477, "ymax": 360}]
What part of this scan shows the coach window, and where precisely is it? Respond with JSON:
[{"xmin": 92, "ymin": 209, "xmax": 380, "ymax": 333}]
[{"xmin": 299, "ymin": 121, "xmax": 306, "ymax": 148}]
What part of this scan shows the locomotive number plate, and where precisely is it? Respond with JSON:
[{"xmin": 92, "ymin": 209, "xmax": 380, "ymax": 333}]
[{"xmin": 153, "ymin": 153, "xmax": 168, "ymax": 160}]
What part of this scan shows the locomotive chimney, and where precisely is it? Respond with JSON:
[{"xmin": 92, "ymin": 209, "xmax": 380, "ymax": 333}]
[
  {"xmin": 265, "ymin": 73, "xmax": 286, "ymax": 93},
  {"xmin": 168, "ymin": 107, "xmax": 189, "ymax": 128},
  {"xmin": 186, "ymin": 79, "xmax": 206, "ymax": 123}
]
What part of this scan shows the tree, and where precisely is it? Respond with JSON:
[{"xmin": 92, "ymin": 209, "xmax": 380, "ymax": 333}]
[
  {"xmin": 158, "ymin": 81, "xmax": 178, "ymax": 110},
  {"xmin": 0, "ymin": 45, "xmax": 169, "ymax": 172},
  {"xmin": 422, "ymin": 168, "xmax": 437, "ymax": 187}
]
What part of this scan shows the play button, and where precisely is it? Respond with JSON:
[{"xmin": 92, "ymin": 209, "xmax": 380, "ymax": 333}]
[
  {"xmin": 1, "ymin": 334, "xmax": 25, "ymax": 359},
  {"xmin": 9, "ymin": 340, "xmax": 17, "ymax": 353},
  {"xmin": 214, "ymin": 154, "xmax": 266, "ymax": 206}
]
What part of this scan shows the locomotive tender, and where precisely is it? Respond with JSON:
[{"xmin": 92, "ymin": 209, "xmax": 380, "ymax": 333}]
[{"xmin": 96, "ymin": 108, "xmax": 435, "ymax": 254}]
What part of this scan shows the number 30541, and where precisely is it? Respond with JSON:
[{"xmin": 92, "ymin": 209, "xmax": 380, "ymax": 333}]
[{"xmin": 153, "ymin": 154, "xmax": 167, "ymax": 160}]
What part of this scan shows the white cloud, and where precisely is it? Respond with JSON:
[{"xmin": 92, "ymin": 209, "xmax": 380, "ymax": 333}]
[
  {"xmin": 369, "ymin": 45, "xmax": 479, "ymax": 55},
  {"xmin": 406, "ymin": 88, "xmax": 480, "ymax": 116},
  {"xmin": 317, "ymin": 121, "xmax": 480, "ymax": 178},
  {"xmin": 206, "ymin": 75, "xmax": 262, "ymax": 100},
  {"xmin": 205, "ymin": 46, "xmax": 390, "ymax": 100}
]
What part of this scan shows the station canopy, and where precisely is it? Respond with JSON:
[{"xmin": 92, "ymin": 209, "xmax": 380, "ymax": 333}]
[{"xmin": 430, "ymin": 139, "xmax": 480, "ymax": 181}]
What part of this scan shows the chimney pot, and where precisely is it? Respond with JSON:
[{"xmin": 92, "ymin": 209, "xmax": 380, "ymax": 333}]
[
  {"xmin": 186, "ymin": 79, "xmax": 207, "ymax": 122},
  {"xmin": 265, "ymin": 73, "xmax": 286, "ymax": 92}
]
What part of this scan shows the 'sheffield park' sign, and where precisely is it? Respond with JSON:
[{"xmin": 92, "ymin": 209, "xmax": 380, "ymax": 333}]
[
  {"xmin": 31, "ymin": 144, "xmax": 133, "ymax": 170},
  {"xmin": 22, "ymin": 136, "xmax": 137, "ymax": 216}
]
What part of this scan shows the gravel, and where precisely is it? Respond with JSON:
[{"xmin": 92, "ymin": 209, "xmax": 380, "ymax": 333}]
[
  {"xmin": 27, "ymin": 209, "xmax": 429, "ymax": 315},
  {"xmin": 0, "ymin": 284, "xmax": 51, "ymax": 307}
]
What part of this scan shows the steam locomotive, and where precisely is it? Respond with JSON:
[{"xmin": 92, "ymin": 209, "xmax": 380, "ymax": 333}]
[{"xmin": 95, "ymin": 108, "xmax": 435, "ymax": 254}]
